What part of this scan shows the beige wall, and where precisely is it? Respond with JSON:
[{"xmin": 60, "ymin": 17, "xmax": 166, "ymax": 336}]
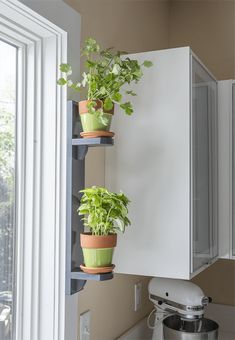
[
  {"xmin": 77, "ymin": 274, "xmax": 152, "ymax": 340},
  {"xmin": 65, "ymin": 1, "xmax": 170, "ymax": 339},
  {"xmin": 168, "ymin": 0, "xmax": 235, "ymax": 306},
  {"xmin": 169, "ymin": 0, "xmax": 235, "ymax": 80},
  {"xmin": 67, "ymin": 0, "xmax": 170, "ymax": 53},
  {"xmin": 192, "ymin": 260, "xmax": 235, "ymax": 306}
]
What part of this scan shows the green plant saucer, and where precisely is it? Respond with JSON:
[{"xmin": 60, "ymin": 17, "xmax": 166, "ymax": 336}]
[{"xmin": 80, "ymin": 131, "xmax": 115, "ymax": 138}]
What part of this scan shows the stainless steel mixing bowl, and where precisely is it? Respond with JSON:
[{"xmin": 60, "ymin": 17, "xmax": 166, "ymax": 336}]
[{"xmin": 163, "ymin": 315, "xmax": 219, "ymax": 340}]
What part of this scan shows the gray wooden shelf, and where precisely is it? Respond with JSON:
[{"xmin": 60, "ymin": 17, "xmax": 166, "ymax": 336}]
[
  {"xmin": 70, "ymin": 269, "xmax": 114, "ymax": 281},
  {"xmin": 72, "ymin": 137, "xmax": 114, "ymax": 147},
  {"xmin": 66, "ymin": 100, "xmax": 114, "ymax": 295}
]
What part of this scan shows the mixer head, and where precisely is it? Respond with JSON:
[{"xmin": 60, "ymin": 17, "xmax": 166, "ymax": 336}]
[{"xmin": 148, "ymin": 277, "xmax": 211, "ymax": 319}]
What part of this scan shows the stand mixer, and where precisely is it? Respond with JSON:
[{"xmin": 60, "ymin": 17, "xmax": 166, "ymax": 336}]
[{"xmin": 148, "ymin": 277, "xmax": 218, "ymax": 340}]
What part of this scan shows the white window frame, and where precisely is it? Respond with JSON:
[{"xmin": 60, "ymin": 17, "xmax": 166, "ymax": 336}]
[{"xmin": 0, "ymin": 1, "xmax": 67, "ymax": 340}]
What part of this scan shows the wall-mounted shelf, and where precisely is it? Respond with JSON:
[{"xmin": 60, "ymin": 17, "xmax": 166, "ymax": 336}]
[
  {"xmin": 70, "ymin": 268, "xmax": 113, "ymax": 281},
  {"xmin": 72, "ymin": 137, "xmax": 114, "ymax": 146},
  {"xmin": 66, "ymin": 101, "xmax": 114, "ymax": 295},
  {"xmin": 72, "ymin": 137, "xmax": 114, "ymax": 160}
]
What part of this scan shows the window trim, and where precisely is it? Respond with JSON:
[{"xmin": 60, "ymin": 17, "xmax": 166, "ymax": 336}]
[{"xmin": 0, "ymin": 1, "xmax": 67, "ymax": 339}]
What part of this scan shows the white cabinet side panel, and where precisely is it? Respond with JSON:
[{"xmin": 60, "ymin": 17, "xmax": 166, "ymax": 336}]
[{"xmin": 105, "ymin": 47, "xmax": 191, "ymax": 279}]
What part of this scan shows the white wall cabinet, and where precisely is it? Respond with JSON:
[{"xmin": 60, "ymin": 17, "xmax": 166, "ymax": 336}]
[{"xmin": 105, "ymin": 47, "xmax": 218, "ymax": 279}]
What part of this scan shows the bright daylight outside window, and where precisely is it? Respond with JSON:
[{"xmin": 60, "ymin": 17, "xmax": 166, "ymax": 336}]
[{"xmin": 0, "ymin": 39, "xmax": 17, "ymax": 340}]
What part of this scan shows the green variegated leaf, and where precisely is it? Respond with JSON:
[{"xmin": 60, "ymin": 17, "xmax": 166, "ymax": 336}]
[
  {"xmin": 100, "ymin": 86, "xmax": 106, "ymax": 95},
  {"xmin": 120, "ymin": 102, "xmax": 133, "ymax": 115},
  {"xmin": 59, "ymin": 63, "xmax": 72, "ymax": 73},
  {"xmin": 86, "ymin": 59, "xmax": 96, "ymax": 68},
  {"xmin": 111, "ymin": 92, "xmax": 122, "ymax": 103},
  {"xmin": 57, "ymin": 78, "xmax": 67, "ymax": 85},
  {"xmin": 104, "ymin": 98, "xmax": 113, "ymax": 111},
  {"xmin": 143, "ymin": 60, "xmax": 153, "ymax": 68},
  {"xmin": 112, "ymin": 64, "xmax": 121, "ymax": 75},
  {"xmin": 125, "ymin": 90, "xmax": 137, "ymax": 96}
]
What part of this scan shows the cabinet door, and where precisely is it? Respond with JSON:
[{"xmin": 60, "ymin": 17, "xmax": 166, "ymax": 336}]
[{"xmin": 191, "ymin": 56, "xmax": 218, "ymax": 272}]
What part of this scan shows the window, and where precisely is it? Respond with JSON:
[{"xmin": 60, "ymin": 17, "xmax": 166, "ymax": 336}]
[{"xmin": 0, "ymin": 1, "xmax": 67, "ymax": 339}]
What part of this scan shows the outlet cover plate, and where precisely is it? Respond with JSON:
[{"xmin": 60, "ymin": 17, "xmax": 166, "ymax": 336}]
[
  {"xmin": 134, "ymin": 281, "xmax": 142, "ymax": 311},
  {"xmin": 80, "ymin": 310, "xmax": 91, "ymax": 340}
]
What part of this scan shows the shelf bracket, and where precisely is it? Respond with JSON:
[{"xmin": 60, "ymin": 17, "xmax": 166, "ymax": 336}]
[
  {"xmin": 66, "ymin": 101, "xmax": 114, "ymax": 295},
  {"xmin": 77, "ymin": 145, "xmax": 88, "ymax": 160}
]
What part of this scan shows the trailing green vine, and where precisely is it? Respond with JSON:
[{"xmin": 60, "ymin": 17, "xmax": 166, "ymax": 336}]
[{"xmin": 58, "ymin": 37, "xmax": 153, "ymax": 124}]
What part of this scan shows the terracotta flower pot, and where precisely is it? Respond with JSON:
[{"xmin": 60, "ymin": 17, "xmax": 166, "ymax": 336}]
[
  {"xmin": 79, "ymin": 99, "xmax": 114, "ymax": 133},
  {"xmin": 80, "ymin": 233, "xmax": 117, "ymax": 268}
]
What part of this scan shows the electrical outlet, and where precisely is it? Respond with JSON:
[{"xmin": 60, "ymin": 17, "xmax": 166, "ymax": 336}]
[
  {"xmin": 80, "ymin": 310, "xmax": 91, "ymax": 340},
  {"xmin": 134, "ymin": 281, "xmax": 142, "ymax": 311}
]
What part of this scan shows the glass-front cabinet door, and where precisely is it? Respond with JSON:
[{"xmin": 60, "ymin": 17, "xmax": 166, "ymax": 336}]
[{"xmin": 191, "ymin": 56, "xmax": 218, "ymax": 273}]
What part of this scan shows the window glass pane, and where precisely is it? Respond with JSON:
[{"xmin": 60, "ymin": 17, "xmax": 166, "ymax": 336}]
[{"xmin": 0, "ymin": 39, "xmax": 17, "ymax": 340}]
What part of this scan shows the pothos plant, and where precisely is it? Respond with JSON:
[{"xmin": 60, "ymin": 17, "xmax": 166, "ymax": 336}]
[
  {"xmin": 78, "ymin": 186, "xmax": 131, "ymax": 236},
  {"xmin": 58, "ymin": 37, "xmax": 153, "ymax": 125}
]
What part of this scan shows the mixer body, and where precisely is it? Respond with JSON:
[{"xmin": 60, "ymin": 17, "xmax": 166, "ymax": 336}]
[{"xmin": 148, "ymin": 278, "xmax": 218, "ymax": 340}]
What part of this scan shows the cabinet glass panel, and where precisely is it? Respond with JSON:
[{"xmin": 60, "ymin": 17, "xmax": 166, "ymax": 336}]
[
  {"xmin": 192, "ymin": 56, "xmax": 217, "ymax": 272},
  {"xmin": 0, "ymin": 40, "xmax": 17, "ymax": 339}
]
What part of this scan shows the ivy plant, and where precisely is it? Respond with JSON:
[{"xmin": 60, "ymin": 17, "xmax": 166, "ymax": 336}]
[
  {"xmin": 78, "ymin": 186, "xmax": 131, "ymax": 236},
  {"xmin": 58, "ymin": 37, "xmax": 153, "ymax": 124}
]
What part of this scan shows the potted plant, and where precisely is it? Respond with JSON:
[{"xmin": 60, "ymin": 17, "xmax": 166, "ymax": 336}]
[
  {"xmin": 78, "ymin": 186, "xmax": 131, "ymax": 274},
  {"xmin": 57, "ymin": 37, "xmax": 153, "ymax": 138}
]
